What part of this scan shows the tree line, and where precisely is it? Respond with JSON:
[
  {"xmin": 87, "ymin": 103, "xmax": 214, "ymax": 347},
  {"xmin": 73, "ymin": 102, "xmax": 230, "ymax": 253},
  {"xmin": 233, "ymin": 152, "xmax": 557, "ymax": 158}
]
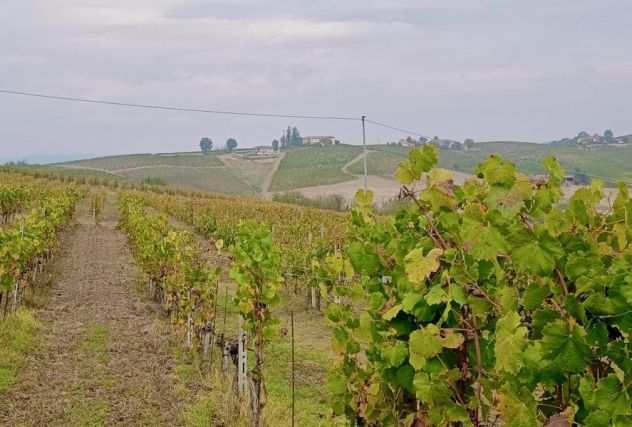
[
  {"xmin": 199, "ymin": 137, "xmax": 238, "ymax": 154},
  {"xmin": 199, "ymin": 126, "xmax": 303, "ymax": 154}
]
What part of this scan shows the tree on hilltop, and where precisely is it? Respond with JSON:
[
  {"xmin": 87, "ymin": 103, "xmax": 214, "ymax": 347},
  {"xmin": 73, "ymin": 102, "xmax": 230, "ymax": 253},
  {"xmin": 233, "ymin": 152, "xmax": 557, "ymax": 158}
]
[
  {"xmin": 226, "ymin": 138, "xmax": 238, "ymax": 151},
  {"xmin": 290, "ymin": 127, "xmax": 302, "ymax": 146},
  {"xmin": 604, "ymin": 129, "xmax": 614, "ymax": 140},
  {"xmin": 199, "ymin": 137, "xmax": 213, "ymax": 154}
]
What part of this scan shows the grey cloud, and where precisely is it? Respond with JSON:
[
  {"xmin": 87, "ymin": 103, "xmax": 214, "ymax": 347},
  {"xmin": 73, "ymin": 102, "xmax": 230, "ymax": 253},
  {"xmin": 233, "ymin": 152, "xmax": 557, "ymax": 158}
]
[{"xmin": 1, "ymin": 0, "xmax": 631, "ymax": 159}]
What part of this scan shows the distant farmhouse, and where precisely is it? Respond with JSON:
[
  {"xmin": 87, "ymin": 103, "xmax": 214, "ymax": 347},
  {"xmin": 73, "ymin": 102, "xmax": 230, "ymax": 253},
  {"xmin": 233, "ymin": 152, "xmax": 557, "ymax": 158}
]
[
  {"xmin": 391, "ymin": 136, "xmax": 475, "ymax": 151},
  {"xmin": 552, "ymin": 130, "xmax": 632, "ymax": 146},
  {"xmin": 302, "ymin": 136, "xmax": 340, "ymax": 146},
  {"xmin": 431, "ymin": 138, "xmax": 463, "ymax": 150},
  {"xmin": 398, "ymin": 136, "xmax": 428, "ymax": 147}
]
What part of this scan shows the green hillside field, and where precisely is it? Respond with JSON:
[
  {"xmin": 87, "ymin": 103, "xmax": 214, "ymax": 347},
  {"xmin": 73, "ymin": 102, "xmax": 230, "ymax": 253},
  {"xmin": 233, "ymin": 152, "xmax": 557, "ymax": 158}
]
[
  {"xmin": 9, "ymin": 141, "xmax": 632, "ymax": 197},
  {"xmin": 349, "ymin": 142, "xmax": 632, "ymax": 185},
  {"xmin": 61, "ymin": 152, "xmax": 224, "ymax": 170},
  {"xmin": 120, "ymin": 166, "xmax": 253, "ymax": 194},
  {"xmin": 270, "ymin": 144, "xmax": 363, "ymax": 191}
]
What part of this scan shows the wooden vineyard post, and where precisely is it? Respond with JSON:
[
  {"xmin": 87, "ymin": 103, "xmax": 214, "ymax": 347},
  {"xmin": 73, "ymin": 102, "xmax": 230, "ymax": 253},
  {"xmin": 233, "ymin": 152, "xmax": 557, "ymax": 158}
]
[
  {"xmin": 0, "ymin": 290, "xmax": 7, "ymax": 319},
  {"xmin": 291, "ymin": 311, "xmax": 295, "ymax": 427},
  {"xmin": 186, "ymin": 288, "xmax": 193, "ymax": 348},
  {"xmin": 12, "ymin": 281, "xmax": 19, "ymax": 313},
  {"xmin": 238, "ymin": 317, "xmax": 248, "ymax": 395},
  {"xmin": 306, "ymin": 231, "xmax": 314, "ymax": 310},
  {"xmin": 223, "ymin": 341, "xmax": 230, "ymax": 372},
  {"xmin": 207, "ymin": 279, "xmax": 220, "ymax": 365},
  {"xmin": 202, "ymin": 325, "xmax": 212, "ymax": 361}
]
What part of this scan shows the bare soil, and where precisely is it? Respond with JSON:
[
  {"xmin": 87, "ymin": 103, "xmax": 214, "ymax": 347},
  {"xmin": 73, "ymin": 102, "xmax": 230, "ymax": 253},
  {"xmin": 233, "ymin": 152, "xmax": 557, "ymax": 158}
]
[{"xmin": 0, "ymin": 195, "xmax": 187, "ymax": 427}]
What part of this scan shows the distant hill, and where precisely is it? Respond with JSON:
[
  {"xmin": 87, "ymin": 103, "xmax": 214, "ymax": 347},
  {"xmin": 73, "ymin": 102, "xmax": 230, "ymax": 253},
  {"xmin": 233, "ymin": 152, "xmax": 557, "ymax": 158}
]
[
  {"xmin": 10, "ymin": 141, "xmax": 632, "ymax": 198},
  {"xmin": 348, "ymin": 141, "xmax": 632, "ymax": 186},
  {"xmin": 550, "ymin": 130, "xmax": 632, "ymax": 146}
]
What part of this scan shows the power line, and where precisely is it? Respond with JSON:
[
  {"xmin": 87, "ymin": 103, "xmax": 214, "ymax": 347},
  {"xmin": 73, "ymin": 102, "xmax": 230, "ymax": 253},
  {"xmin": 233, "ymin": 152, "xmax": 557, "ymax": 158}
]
[
  {"xmin": 0, "ymin": 89, "xmax": 360, "ymax": 122},
  {"xmin": 365, "ymin": 118, "xmax": 429, "ymax": 139},
  {"xmin": 0, "ymin": 88, "xmax": 432, "ymax": 139}
]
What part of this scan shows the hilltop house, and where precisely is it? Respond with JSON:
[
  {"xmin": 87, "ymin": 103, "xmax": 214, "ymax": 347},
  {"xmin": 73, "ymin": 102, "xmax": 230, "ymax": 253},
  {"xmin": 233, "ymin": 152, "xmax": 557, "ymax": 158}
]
[
  {"xmin": 302, "ymin": 136, "xmax": 340, "ymax": 146},
  {"xmin": 397, "ymin": 136, "xmax": 429, "ymax": 147}
]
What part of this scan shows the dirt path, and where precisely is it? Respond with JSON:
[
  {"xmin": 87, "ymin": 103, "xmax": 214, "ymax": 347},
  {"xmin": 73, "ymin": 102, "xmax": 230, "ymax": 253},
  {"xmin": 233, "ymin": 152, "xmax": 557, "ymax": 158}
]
[
  {"xmin": 0, "ymin": 195, "xmax": 187, "ymax": 427},
  {"xmin": 261, "ymin": 151, "xmax": 286, "ymax": 195},
  {"xmin": 341, "ymin": 150, "xmax": 374, "ymax": 175},
  {"xmin": 54, "ymin": 164, "xmax": 123, "ymax": 177},
  {"xmin": 112, "ymin": 164, "xmax": 225, "ymax": 173}
]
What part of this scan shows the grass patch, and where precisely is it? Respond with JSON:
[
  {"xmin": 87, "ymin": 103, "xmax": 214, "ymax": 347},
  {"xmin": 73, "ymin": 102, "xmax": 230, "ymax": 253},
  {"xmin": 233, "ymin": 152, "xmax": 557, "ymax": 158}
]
[
  {"xmin": 79, "ymin": 323, "xmax": 110, "ymax": 364},
  {"xmin": 63, "ymin": 324, "xmax": 113, "ymax": 426},
  {"xmin": 0, "ymin": 309, "xmax": 39, "ymax": 393},
  {"xmin": 171, "ymin": 286, "xmax": 343, "ymax": 427},
  {"xmin": 183, "ymin": 397, "xmax": 219, "ymax": 427},
  {"xmin": 65, "ymin": 399, "xmax": 109, "ymax": 427},
  {"xmin": 262, "ymin": 329, "xmax": 343, "ymax": 427}
]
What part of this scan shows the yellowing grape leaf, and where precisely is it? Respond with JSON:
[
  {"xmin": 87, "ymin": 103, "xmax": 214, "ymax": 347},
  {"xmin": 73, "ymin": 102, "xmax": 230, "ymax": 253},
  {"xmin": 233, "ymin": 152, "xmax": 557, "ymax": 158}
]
[{"xmin": 404, "ymin": 248, "xmax": 443, "ymax": 287}]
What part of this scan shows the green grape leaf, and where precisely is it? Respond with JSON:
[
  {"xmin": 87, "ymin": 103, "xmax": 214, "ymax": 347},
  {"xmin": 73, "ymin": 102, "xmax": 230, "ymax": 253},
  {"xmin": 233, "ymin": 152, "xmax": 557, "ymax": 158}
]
[
  {"xmin": 580, "ymin": 375, "xmax": 632, "ymax": 420},
  {"xmin": 498, "ymin": 286, "xmax": 518, "ymax": 313},
  {"xmin": 327, "ymin": 372, "xmax": 348, "ymax": 396},
  {"xmin": 523, "ymin": 283, "xmax": 548, "ymax": 310},
  {"xmin": 395, "ymin": 145, "xmax": 438, "ymax": 184},
  {"xmin": 425, "ymin": 285, "xmax": 449, "ymax": 305},
  {"xmin": 346, "ymin": 242, "xmax": 381, "ymax": 275},
  {"xmin": 409, "ymin": 325, "xmax": 442, "ymax": 370},
  {"xmin": 512, "ymin": 242, "xmax": 555, "ymax": 276},
  {"xmin": 384, "ymin": 341, "xmax": 409, "ymax": 367},
  {"xmin": 448, "ymin": 282, "xmax": 467, "ymax": 305},
  {"xmin": 410, "ymin": 144, "xmax": 438, "ymax": 174},
  {"xmin": 497, "ymin": 385, "xmax": 538, "ymax": 427},
  {"xmin": 395, "ymin": 160, "xmax": 416, "ymax": 184},
  {"xmin": 543, "ymin": 156, "xmax": 565, "ymax": 185},
  {"xmin": 540, "ymin": 320, "xmax": 590, "ymax": 373},
  {"xmin": 402, "ymin": 292, "xmax": 423, "ymax": 313},
  {"xmin": 495, "ymin": 312, "xmax": 528, "ymax": 374},
  {"xmin": 413, "ymin": 372, "xmax": 432, "ymax": 402},
  {"xmin": 462, "ymin": 218, "xmax": 508, "ymax": 260},
  {"xmin": 476, "ymin": 155, "xmax": 517, "ymax": 188}
]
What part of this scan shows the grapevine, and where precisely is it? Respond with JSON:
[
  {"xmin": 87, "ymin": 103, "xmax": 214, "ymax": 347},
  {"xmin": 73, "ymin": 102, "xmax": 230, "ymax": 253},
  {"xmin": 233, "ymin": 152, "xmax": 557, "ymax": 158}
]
[
  {"xmin": 0, "ymin": 175, "xmax": 82, "ymax": 317},
  {"xmin": 325, "ymin": 145, "xmax": 632, "ymax": 426},
  {"xmin": 229, "ymin": 220, "xmax": 283, "ymax": 427},
  {"xmin": 118, "ymin": 193, "xmax": 219, "ymax": 348}
]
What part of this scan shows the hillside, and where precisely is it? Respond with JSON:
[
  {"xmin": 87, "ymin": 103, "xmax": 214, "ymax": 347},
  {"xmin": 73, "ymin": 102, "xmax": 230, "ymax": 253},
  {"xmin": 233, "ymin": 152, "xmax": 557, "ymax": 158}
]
[
  {"xmin": 53, "ymin": 152, "xmax": 256, "ymax": 194},
  {"xmin": 16, "ymin": 141, "xmax": 632, "ymax": 202},
  {"xmin": 348, "ymin": 141, "xmax": 632, "ymax": 185},
  {"xmin": 269, "ymin": 144, "xmax": 363, "ymax": 191}
]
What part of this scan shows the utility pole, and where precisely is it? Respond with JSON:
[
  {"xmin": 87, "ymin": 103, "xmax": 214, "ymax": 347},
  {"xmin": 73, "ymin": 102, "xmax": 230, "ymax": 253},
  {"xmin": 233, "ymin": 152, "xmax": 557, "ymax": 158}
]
[{"xmin": 362, "ymin": 115, "xmax": 367, "ymax": 191}]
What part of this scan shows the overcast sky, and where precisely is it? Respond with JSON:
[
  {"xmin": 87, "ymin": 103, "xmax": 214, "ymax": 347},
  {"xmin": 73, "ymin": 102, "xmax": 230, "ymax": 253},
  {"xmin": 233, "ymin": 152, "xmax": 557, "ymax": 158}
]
[{"xmin": 1, "ymin": 0, "xmax": 631, "ymax": 160}]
